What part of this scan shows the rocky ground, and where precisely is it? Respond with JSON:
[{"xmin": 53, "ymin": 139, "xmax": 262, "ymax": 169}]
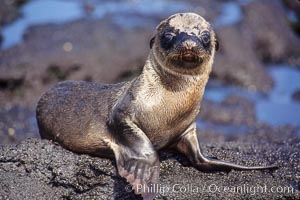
[
  {"xmin": 0, "ymin": 0, "xmax": 299, "ymax": 199},
  {"xmin": 0, "ymin": 131, "xmax": 299, "ymax": 199}
]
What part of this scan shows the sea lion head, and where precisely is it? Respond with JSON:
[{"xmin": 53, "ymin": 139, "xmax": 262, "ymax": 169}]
[{"xmin": 150, "ymin": 13, "xmax": 218, "ymax": 75}]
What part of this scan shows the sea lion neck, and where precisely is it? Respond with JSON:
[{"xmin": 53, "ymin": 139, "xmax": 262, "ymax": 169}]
[{"xmin": 142, "ymin": 51, "xmax": 208, "ymax": 92}]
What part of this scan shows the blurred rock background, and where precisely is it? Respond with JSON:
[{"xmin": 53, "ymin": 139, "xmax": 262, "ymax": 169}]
[{"xmin": 0, "ymin": 0, "xmax": 299, "ymax": 146}]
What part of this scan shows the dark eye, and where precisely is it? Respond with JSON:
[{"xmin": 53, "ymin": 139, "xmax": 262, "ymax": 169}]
[
  {"xmin": 201, "ymin": 31, "xmax": 210, "ymax": 48},
  {"xmin": 163, "ymin": 32, "xmax": 176, "ymax": 43},
  {"xmin": 160, "ymin": 32, "xmax": 177, "ymax": 50}
]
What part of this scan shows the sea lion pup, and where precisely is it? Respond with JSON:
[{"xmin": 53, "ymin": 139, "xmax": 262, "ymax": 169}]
[{"xmin": 36, "ymin": 13, "xmax": 276, "ymax": 199}]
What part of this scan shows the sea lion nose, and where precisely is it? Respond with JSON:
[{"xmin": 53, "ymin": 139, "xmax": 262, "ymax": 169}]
[{"xmin": 182, "ymin": 39, "xmax": 197, "ymax": 50}]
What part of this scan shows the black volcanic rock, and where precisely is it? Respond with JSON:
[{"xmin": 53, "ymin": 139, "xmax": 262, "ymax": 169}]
[
  {"xmin": 292, "ymin": 90, "xmax": 300, "ymax": 102},
  {"xmin": 0, "ymin": 132, "xmax": 299, "ymax": 199},
  {"xmin": 0, "ymin": 0, "xmax": 28, "ymax": 26}
]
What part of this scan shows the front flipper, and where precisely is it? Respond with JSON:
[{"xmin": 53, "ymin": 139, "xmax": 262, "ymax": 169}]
[
  {"xmin": 109, "ymin": 115, "xmax": 159, "ymax": 200},
  {"xmin": 115, "ymin": 147, "xmax": 160, "ymax": 200},
  {"xmin": 175, "ymin": 123, "xmax": 278, "ymax": 172}
]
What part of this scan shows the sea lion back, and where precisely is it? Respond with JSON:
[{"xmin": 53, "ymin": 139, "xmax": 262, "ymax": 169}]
[{"xmin": 36, "ymin": 80, "xmax": 128, "ymax": 156}]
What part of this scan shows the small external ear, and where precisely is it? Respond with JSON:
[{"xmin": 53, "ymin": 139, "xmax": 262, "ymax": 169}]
[
  {"xmin": 150, "ymin": 36, "xmax": 155, "ymax": 49},
  {"xmin": 215, "ymin": 35, "xmax": 219, "ymax": 51}
]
